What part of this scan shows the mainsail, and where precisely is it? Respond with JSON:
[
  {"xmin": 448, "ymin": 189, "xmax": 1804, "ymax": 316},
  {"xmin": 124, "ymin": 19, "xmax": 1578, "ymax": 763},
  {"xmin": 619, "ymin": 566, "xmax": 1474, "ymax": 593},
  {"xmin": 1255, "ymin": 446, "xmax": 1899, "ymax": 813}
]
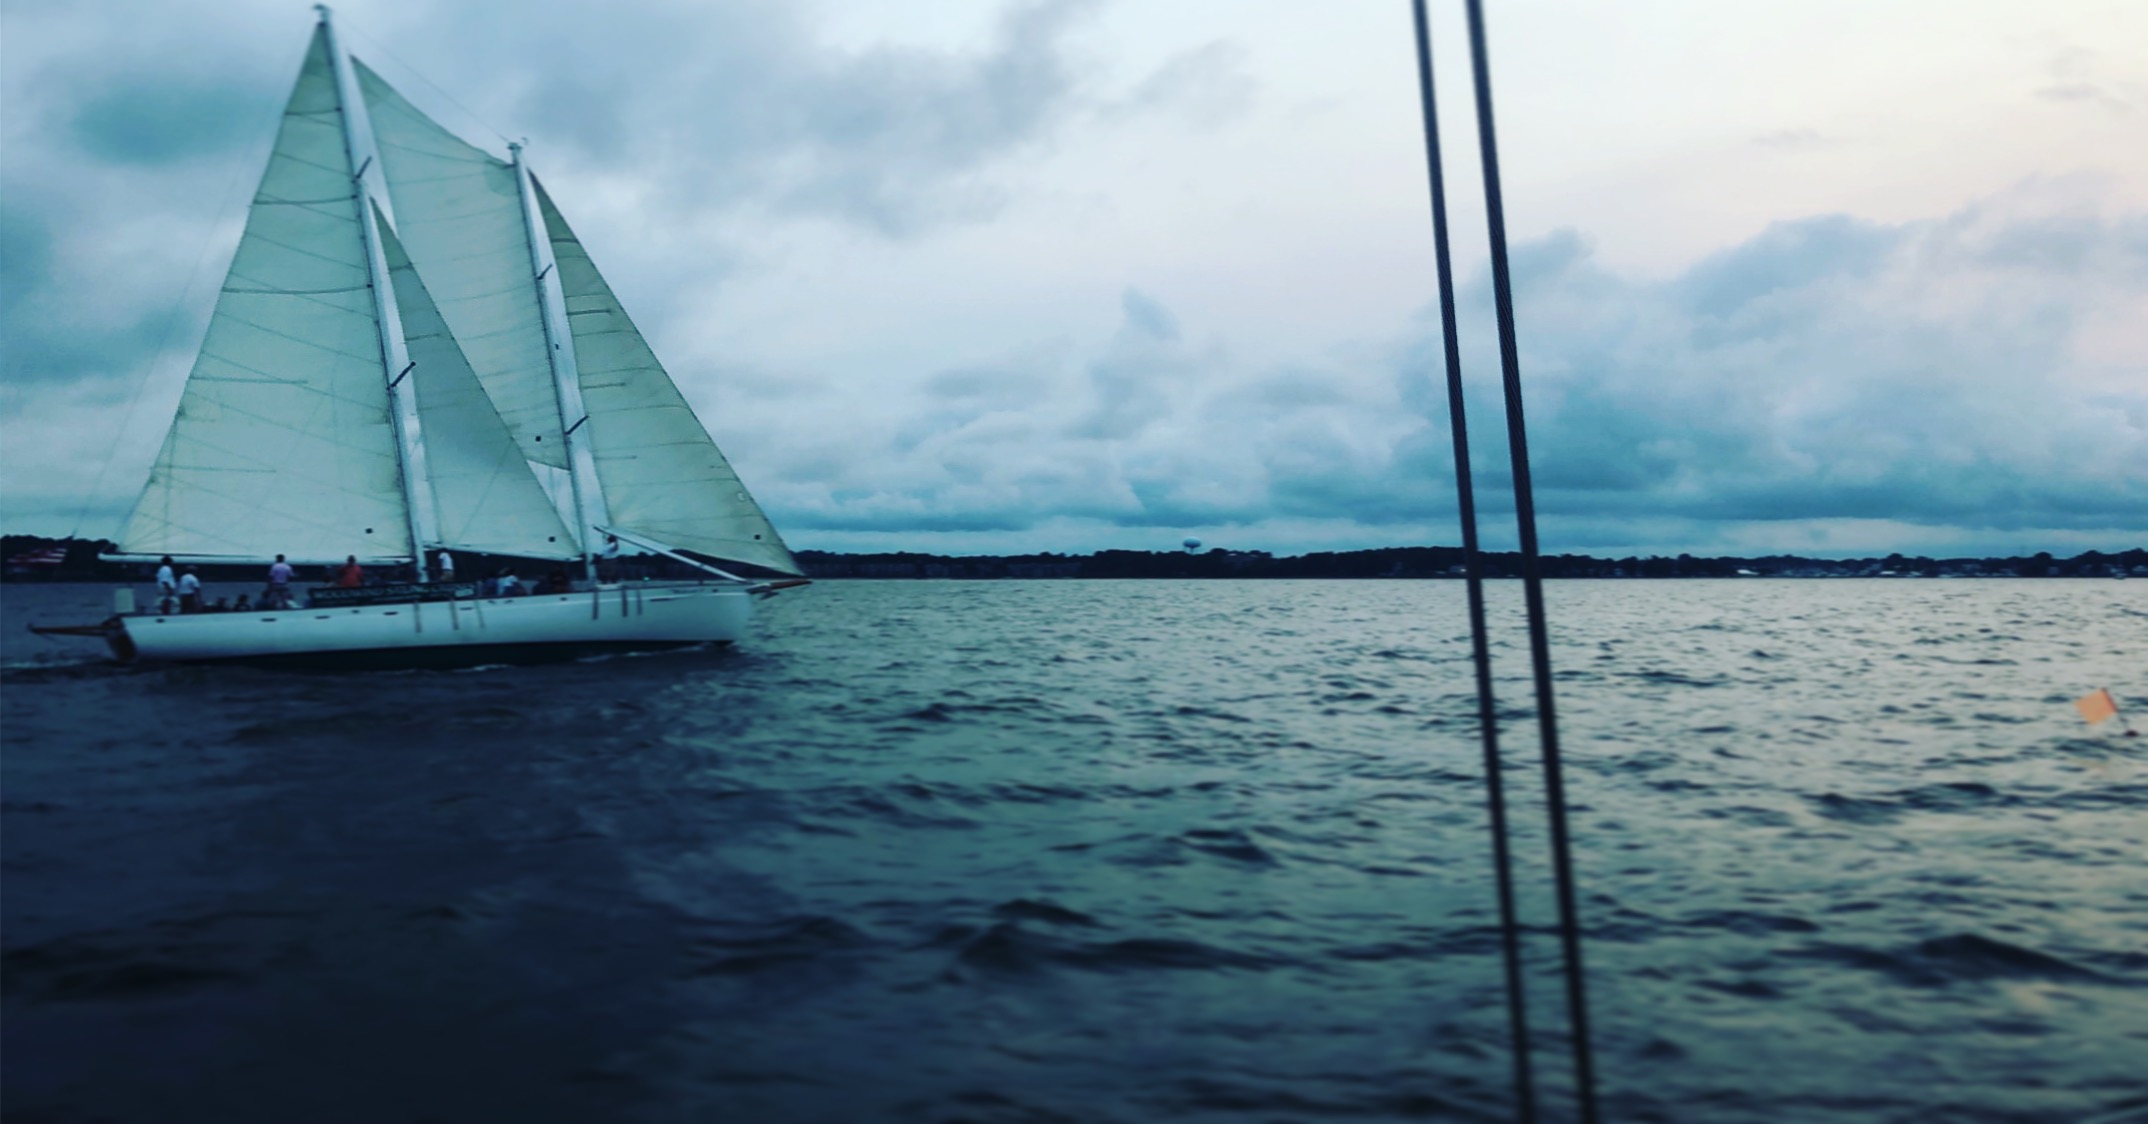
[
  {"xmin": 118, "ymin": 28, "xmax": 409, "ymax": 564},
  {"xmin": 355, "ymin": 61, "xmax": 566, "ymax": 471},
  {"xmin": 117, "ymin": 20, "xmax": 800, "ymax": 577}
]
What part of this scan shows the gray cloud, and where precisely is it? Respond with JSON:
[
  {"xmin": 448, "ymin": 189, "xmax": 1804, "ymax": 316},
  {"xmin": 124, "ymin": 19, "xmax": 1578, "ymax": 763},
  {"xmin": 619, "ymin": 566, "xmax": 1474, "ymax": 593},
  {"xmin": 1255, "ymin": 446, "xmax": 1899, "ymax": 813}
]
[
  {"xmin": 1106, "ymin": 40, "xmax": 1257, "ymax": 130},
  {"xmin": 2034, "ymin": 46, "xmax": 2132, "ymax": 115},
  {"xmin": 438, "ymin": 0, "xmax": 1103, "ymax": 237},
  {"xmin": 1673, "ymin": 214, "xmax": 1896, "ymax": 320},
  {"xmin": 723, "ymin": 188, "xmax": 2146, "ymax": 554},
  {"xmin": 0, "ymin": 186, "xmax": 190, "ymax": 387},
  {"xmin": 66, "ymin": 78, "xmax": 263, "ymax": 166},
  {"xmin": 0, "ymin": 205, "xmax": 55, "ymax": 338},
  {"xmin": 1490, "ymin": 202, "xmax": 2148, "ymax": 544},
  {"xmin": 1069, "ymin": 288, "xmax": 1186, "ymax": 439},
  {"xmin": 2035, "ymin": 82, "xmax": 2125, "ymax": 110}
]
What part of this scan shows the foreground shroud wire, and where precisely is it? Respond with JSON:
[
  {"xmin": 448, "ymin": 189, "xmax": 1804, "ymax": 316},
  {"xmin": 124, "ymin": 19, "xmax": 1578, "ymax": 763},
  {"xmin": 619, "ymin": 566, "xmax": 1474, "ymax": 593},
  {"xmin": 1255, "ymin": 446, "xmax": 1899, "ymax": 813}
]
[{"xmin": 1407, "ymin": 1, "xmax": 1600, "ymax": 1119}]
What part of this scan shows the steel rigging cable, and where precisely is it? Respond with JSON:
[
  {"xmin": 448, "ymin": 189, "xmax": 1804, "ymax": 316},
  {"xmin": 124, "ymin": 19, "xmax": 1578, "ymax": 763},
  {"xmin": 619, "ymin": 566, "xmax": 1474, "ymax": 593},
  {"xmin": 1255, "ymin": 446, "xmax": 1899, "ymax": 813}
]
[
  {"xmin": 1408, "ymin": 1, "xmax": 1601, "ymax": 1120},
  {"xmin": 1406, "ymin": 2, "xmax": 1535, "ymax": 1121}
]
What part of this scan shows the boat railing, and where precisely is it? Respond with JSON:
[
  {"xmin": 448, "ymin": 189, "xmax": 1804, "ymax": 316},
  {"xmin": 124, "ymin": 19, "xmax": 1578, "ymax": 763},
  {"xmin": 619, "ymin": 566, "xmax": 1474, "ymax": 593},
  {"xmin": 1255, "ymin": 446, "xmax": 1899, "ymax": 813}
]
[{"xmin": 305, "ymin": 582, "xmax": 482, "ymax": 608}]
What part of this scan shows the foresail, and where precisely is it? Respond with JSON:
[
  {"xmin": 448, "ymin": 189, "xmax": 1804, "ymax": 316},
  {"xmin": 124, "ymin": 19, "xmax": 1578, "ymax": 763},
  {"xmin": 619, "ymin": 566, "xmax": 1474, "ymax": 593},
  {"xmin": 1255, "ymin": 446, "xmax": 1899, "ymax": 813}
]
[
  {"xmin": 379, "ymin": 211, "xmax": 579, "ymax": 561},
  {"xmin": 355, "ymin": 61, "xmax": 567, "ymax": 469},
  {"xmin": 535, "ymin": 180, "xmax": 803, "ymax": 577},
  {"xmin": 118, "ymin": 27, "xmax": 411, "ymax": 563}
]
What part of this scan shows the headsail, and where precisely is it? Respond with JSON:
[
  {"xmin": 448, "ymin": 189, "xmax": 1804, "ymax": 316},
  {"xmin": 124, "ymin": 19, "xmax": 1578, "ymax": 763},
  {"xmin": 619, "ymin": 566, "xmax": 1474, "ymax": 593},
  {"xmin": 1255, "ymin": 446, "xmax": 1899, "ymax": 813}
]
[
  {"xmin": 379, "ymin": 212, "xmax": 579, "ymax": 560},
  {"xmin": 117, "ymin": 27, "xmax": 410, "ymax": 563},
  {"xmin": 536, "ymin": 180, "xmax": 802, "ymax": 576},
  {"xmin": 355, "ymin": 61, "xmax": 567, "ymax": 470}
]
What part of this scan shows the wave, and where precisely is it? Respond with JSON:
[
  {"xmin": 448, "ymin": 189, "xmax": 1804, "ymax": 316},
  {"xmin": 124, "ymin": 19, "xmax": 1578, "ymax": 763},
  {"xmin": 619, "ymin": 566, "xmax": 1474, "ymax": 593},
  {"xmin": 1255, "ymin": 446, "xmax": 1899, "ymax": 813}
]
[
  {"xmin": 951, "ymin": 922, "xmax": 1277, "ymax": 977},
  {"xmin": 1788, "ymin": 933, "xmax": 2106, "ymax": 986}
]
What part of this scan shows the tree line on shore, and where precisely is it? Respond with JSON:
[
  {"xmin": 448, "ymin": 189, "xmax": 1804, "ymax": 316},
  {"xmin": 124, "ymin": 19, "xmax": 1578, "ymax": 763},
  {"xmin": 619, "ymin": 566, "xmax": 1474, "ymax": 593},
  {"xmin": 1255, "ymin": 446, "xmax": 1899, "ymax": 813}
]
[
  {"xmin": 6, "ymin": 535, "xmax": 2141, "ymax": 583},
  {"xmin": 796, "ymin": 546, "xmax": 2145, "ymax": 580}
]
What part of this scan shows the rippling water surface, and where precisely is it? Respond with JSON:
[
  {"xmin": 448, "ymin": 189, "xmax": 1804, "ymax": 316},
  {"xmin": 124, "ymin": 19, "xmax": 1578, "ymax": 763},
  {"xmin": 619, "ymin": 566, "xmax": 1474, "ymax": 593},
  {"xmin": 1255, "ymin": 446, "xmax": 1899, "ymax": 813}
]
[{"xmin": 4, "ymin": 578, "xmax": 2146, "ymax": 1123}]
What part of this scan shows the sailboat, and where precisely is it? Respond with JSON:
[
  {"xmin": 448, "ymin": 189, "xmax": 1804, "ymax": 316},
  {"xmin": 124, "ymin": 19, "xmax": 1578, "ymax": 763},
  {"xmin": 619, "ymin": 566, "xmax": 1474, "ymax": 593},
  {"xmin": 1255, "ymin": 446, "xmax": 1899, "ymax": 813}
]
[{"xmin": 43, "ymin": 8, "xmax": 806, "ymax": 666}]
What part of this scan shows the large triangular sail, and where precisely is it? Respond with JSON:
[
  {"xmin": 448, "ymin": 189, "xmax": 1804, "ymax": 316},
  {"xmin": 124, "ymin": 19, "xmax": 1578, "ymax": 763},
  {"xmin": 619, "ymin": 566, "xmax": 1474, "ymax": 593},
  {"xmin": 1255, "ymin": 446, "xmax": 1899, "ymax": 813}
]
[
  {"xmin": 355, "ymin": 61, "xmax": 567, "ymax": 470},
  {"xmin": 117, "ymin": 27, "xmax": 410, "ymax": 564},
  {"xmin": 379, "ymin": 212, "xmax": 579, "ymax": 561},
  {"xmin": 535, "ymin": 180, "xmax": 802, "ymax": 576}
]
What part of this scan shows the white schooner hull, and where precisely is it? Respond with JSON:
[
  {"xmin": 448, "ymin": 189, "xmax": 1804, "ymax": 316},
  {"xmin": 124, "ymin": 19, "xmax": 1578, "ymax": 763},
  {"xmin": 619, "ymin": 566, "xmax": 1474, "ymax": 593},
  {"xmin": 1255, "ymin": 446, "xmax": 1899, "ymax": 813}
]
[{"xmin": 116, "ymin": 582, "xmax": 752, "ymax": 667}]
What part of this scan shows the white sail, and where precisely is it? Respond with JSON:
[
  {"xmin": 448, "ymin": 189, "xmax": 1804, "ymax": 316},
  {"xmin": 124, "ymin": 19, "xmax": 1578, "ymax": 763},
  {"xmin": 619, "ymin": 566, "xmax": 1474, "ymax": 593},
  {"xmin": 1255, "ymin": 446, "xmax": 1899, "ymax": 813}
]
[
  {"xmin": 379, "ymin": 212, "xmax": 579, "ymax": 561},
  {"xmin": 535, "ymin": 180, "xmax": 802, "ymax": 576},
  {"xmin": 117, "ymin": 27, "xmax": 410, "ymax": 563},
  {"xmin": 355, "ymin": 61, "xmax": 567, "ymax": 469}
]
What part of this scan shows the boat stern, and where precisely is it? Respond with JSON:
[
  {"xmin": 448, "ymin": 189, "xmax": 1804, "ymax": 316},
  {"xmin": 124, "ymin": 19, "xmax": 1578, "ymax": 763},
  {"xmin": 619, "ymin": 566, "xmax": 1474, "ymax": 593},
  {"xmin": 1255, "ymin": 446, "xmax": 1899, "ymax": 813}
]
[
  {"xmin": 106, "ymin": 618, "xmax": 139, "ymax": 663},
  {"xmin": 24, "ymin": 615, "xmax": 138, "ymax": 663}
]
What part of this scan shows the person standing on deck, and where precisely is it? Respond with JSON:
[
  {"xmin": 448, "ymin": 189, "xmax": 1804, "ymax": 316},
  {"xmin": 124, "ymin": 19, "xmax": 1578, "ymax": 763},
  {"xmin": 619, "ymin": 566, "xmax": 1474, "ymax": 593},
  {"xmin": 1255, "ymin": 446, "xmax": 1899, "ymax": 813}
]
[
  {"xmin": 336, "ymin": 556, "xmax": 364, "ymax": 588},
  {"xmin": 266, "ymin": 554, "xmax": 293, "ymax": 609},
  {"xmin": 177, "ymin": 567, "xmax": 202, "ymax": 614},
  {"xmin": 435, "ymin": 549, "xmax": 455, "ymax": 584},
  {"xmin": 155, "ymin": 556, "xmax": 176, "ymax": 614}
]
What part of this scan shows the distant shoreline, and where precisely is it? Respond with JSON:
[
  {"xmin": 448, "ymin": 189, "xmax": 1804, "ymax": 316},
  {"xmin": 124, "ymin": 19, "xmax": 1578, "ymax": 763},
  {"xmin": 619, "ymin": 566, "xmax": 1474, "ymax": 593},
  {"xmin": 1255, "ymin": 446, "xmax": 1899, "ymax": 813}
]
[
  {"xmin": 6, "ymin": 535, "xmax": 2141, "ymax": 583},
  {"xmin": 791, "ymin": 547, "xmax": 2145, "ymax": 580}
]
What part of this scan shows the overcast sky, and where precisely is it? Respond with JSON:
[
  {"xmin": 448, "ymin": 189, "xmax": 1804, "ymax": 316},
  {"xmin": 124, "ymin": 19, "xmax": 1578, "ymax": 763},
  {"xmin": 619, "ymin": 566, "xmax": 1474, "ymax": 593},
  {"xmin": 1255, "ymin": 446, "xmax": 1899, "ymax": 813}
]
[{"xmin": 4, "ymin": 0, "xmax": 2144, "ymax": 558}]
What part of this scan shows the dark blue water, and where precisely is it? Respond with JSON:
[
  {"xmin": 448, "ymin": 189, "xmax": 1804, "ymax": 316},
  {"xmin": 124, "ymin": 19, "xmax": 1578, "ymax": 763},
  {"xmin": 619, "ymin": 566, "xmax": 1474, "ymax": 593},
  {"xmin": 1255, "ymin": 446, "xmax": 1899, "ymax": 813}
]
[{"xmin": 5, "ymin": 579, "xmax": 2146, "ymax": 1123}]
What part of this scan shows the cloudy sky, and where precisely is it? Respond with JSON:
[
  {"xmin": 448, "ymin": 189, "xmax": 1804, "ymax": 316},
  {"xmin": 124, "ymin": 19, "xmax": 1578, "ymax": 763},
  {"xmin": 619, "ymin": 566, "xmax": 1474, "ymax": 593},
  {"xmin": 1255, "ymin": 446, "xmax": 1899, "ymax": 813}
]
[{"xmin": 4, "ymin": 0, "xmax": 2144, "ymax": 558}]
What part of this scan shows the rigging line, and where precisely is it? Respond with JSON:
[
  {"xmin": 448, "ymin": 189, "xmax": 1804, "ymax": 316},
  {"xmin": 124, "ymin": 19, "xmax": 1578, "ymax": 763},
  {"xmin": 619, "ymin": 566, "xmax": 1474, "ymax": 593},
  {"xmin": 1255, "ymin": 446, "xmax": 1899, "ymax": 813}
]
[
  {"xmin": 336, "ymin": 15, "xmax": 516, "ymax": 153},
  {"xmin": 1462, "ymin": 1, "xmax": 1600, "ymax": 1119},
  {"xmin": 1408, "ymin": 3, "xmax": 1535, "ymax": 1121},
  {"xmin": 70, "ymin": 76, "xmax": 287, "ymax": 543}
]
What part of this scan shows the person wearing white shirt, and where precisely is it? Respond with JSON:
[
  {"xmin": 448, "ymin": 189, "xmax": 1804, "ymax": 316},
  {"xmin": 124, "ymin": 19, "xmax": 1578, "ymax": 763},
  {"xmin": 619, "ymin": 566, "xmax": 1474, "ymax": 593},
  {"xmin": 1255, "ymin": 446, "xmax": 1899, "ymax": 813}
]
[
  {"xmin": 177, "ymin": 567, "xmax": 203, "ymax": 614},
  {"xmin": 436, "ymin": 549, "xmax": 455, "ymax": 584},
  {"xmin": 155, "ymin": 556, "xmax": 177, "ymax": 614},
  {"xmin": 266, "ymin": 554, "xmax": 294, "ymax": 609}
]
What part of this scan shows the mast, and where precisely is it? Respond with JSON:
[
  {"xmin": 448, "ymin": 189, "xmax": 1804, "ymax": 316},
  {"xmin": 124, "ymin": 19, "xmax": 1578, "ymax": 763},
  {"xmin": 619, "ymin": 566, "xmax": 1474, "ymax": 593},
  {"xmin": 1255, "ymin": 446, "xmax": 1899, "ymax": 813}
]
[
  {"xmin": 315, "ymin": 4, "xmax": 438, "ymax": 562},
  {"xmin": 510, "ymin": 143, "xmax": 608, "ymax": 583}
]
